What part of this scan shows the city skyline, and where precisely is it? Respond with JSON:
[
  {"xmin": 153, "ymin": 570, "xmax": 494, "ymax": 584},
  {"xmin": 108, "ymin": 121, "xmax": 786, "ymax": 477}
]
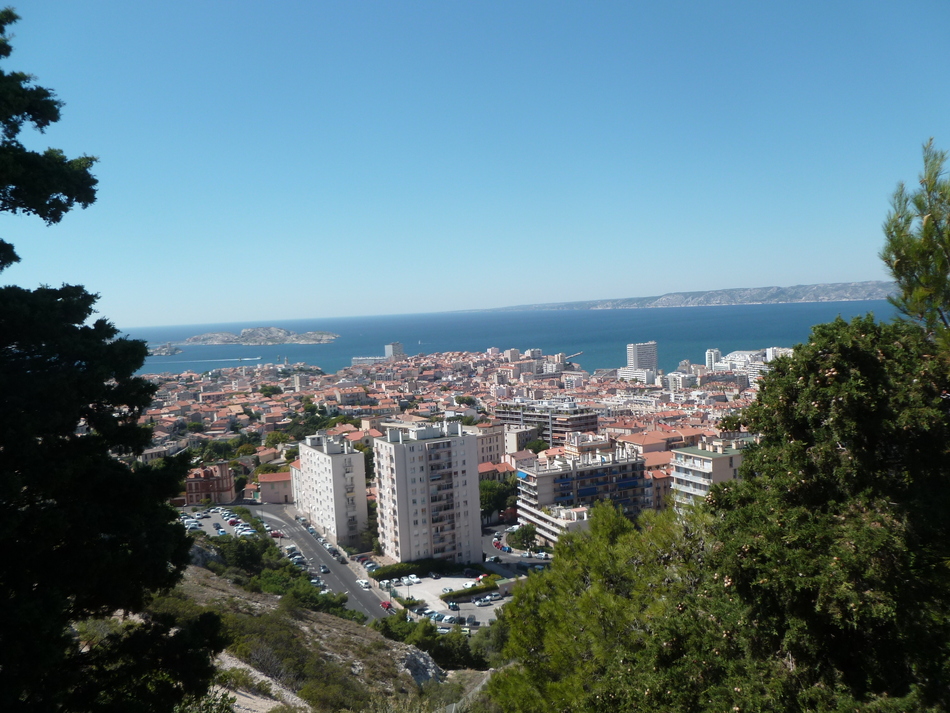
[{"xmin": 3, "ymin": 2, "xmax": 947, "ymax": 327}]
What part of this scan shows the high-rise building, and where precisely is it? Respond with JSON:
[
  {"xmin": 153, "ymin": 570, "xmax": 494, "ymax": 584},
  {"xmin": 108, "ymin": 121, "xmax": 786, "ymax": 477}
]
[
  {"xmin": 705, "ymin": 348, "xmax": 722, "ymax": 370},
  {"xmin": 626, "ymin": 341, "xmax": 658, "ymax": 371},
  {"xmin": 374, "ymin": 422, "xmax": 482, "ymax": 563},
  {"xmin": 294, "ymin": 433, "xmax": 368, "ymax": 548},
  {"xmin": 385, "ymin": 342, "xmax": 405, "ymax": 360}
]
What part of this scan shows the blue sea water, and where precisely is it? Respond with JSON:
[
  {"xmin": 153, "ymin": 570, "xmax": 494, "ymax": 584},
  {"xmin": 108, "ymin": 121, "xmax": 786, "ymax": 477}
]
[{"xmin": 125, "ymin": 301, "xmax": 895, "ymax": 377}]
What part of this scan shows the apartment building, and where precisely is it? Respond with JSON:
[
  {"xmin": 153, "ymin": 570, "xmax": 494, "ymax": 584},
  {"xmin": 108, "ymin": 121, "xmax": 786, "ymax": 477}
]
[
  {"xmin": 294, "ymin": 432, "xmax": 368, "ymax": 548},
  {"xmin": 184, "ymin": 461, "xmax": 234, "ymax": 505},
  {"xmin": 516, "ymin": 432, "xmax": 648, "ymax": 544},
  {"xmin": 373, "ymin": 422, "xmax": 481, "ymax": 564},
  {"xmin": 670, "ymin": 434, "xmax": 746, "ymax": 509},
  {"xmin": 493, "ymin": 398, "xmax": 598, "ymax": 444},
  {"xmin": 462, "ymin": 421, "xmax": 505, "ymax": 465}
]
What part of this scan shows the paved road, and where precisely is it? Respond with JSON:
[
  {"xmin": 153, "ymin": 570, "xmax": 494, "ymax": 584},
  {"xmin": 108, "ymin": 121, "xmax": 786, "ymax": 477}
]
[{"xmin": 180, "ymin": 504, "xmax": 386, "ymax": 621}]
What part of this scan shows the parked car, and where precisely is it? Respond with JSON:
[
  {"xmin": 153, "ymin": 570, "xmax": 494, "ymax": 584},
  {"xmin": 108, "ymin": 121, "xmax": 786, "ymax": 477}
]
[
  {"xmin": 487, "ymin": 556, "xmax": 501, "ymax": 563},
  {"xmin": 462, "ymin": 581, "xmax": 477, "ymax": 589},
  {"xmin": 502, "ymin": 546, "xmax": 512, "ymax": 553},
  {"xmin": 442, "ymin": 586, "xmax": 455, "ymax": 594},
  {"xmin": 488, "ymin": 592, "xmax": 503, "ymax": 601},
  {"xmin": 475, "ymin": 598, "xmax": 492, "ymax": 607},
  {"xmin": 408, "ymin": 574, "xmax": 421, "ymax": 584},
  {"xmin": 466, "ymin": 615, "xmax": 477, "ymax": 626},
  {"xmin": 448, "ymin": 601, "xmax": 460, "ymax": 611},
  {"xmin": 380, "ymin": 601, "xmax": 393, "ymax": 611},
  {"xmin": 521, "ymin": 551, "xmax": 533, "ymax": 558},
  {"xmin": 379, "ymin": 579, "xmax": 392, "ymax": 590},
  {"xmin": 428, "ymin": 571, "xmax": 441, "ymax": 580},
  {"xmin": 436, "ymin": 627, "xmax": 452, "ymax": 635},
  {"xmin": 442, "ymin": 615, "xmax": 457, "ymax": 625}
]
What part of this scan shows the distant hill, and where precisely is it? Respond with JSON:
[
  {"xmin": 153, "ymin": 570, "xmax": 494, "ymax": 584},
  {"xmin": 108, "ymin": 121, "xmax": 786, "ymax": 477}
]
[{"xmin": 487, "ymin": 281, "xmax": 896, "ymax": 311}]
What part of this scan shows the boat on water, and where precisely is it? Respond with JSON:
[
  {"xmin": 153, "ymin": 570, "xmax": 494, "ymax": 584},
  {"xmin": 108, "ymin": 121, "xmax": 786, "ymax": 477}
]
[{"xmin": 239, "ymin": 356, "xmax": 262, "ymax": 361}]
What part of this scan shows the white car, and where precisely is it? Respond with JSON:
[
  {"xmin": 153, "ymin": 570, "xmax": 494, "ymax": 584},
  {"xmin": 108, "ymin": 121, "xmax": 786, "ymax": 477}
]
[
  {"xmin": 408, "ymin": 574, "xmax": 421, "ymax": 584},
  {"xmin": 462, "ymin": 581, "xmax": 477, "ymax": 589},
  {"xmin": 356, "ymin": 579, "xmax": 371, "ymax": 590}
]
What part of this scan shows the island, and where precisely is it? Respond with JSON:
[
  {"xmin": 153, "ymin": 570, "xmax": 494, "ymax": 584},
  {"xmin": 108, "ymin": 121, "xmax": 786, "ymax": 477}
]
[
  {"xmin": 147, "ymin": 343, "xmax": 183, "ymax": 356},
  {"xmin": 184, "ymin": 327, "xmax": 339, "ymax": 346}
]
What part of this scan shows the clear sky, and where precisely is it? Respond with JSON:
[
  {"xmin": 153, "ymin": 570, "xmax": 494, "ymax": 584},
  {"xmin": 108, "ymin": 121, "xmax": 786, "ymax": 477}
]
[{"xmin": 3, "ymin": 1, "xmax": 948, "ymax": 328}]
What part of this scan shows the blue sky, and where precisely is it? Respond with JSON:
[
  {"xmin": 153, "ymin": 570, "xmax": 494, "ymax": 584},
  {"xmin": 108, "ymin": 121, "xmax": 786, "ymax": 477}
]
[{"xmin": 3, "ymin": 1, "xmax": 948, "ymax": 328}]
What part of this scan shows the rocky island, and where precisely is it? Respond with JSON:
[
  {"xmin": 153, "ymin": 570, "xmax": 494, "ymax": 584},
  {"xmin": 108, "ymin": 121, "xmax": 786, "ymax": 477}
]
[{"xmin": 184, "ymin": 327, "xmax": 339, "ymax": 346}]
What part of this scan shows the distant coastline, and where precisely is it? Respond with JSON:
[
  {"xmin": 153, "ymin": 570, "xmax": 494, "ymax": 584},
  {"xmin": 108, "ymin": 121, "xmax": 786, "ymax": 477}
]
[
  {"xmin": 183, "ymin": 327, "xmax": 339, "ymax": 346},
  {"xmin": 481, "ymin": 281, "xmax": 895, "ymax": 312}
]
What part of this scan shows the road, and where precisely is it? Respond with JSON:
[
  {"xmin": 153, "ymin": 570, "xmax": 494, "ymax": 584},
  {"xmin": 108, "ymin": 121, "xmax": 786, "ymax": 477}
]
[{"xmin": 180, "ymin": 503, "xmax": 386, "ymax": 621}]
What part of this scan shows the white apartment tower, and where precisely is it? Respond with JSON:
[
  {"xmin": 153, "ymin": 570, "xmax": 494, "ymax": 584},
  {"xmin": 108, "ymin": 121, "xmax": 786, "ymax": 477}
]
[
  {"xmin": 294, "ymin": 433, "xmax": 368, "ymax": 548},
  {"xmin": 705, "ymin": 348, "xmax": 722, "ymax": 370},
  {"xmin": 627, "ymin": 341, "xmax": 658, "ymax": 371},
  {"xmin": 374, "ymin": 422, "xmax": 482, "ymax": 564}
]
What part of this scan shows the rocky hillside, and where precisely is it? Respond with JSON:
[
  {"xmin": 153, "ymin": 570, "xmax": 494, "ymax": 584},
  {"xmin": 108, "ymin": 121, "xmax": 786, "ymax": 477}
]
[{"xmin": 173, "ymin": 566, "xmax": 444, "ymax": 712}]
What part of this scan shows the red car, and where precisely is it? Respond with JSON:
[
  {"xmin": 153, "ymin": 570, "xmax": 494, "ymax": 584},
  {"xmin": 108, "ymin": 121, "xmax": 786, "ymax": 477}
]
[
  {"xmin": 269, "ymin": 531, "xmax": 284, "ymax": 538},
  {"xmin": 493, "ymin": 540, "xmax": 502, "ymax": 549},
  {"xmin": 380, "ymin": 601, "xmax": 393, "ymax": 611}
]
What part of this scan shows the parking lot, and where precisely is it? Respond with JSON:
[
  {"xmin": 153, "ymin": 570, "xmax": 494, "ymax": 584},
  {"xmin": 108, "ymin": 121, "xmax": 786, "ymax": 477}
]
[{"xmin": 375, "ymin": 571, "xmax": 507, "ymax": 629}]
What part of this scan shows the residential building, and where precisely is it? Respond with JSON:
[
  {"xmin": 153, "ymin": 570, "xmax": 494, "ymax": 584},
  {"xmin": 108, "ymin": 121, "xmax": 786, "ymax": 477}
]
[
  {"xmin": 670, "ymin": 434, "xmax": 746, "ymax": 508},
  {"xmin": 373, "ymin": 422, "xmax": 481, "ymax": 564},
  {"xmin": 294, "ymin": 433, "xmax": 368, "ymax": 548},
  {"xmin": 493, "ymin": 398, "xmax": 598, "ymax": 444},
  {"xmin": 626, "ymin": 341, "xmax": 658, "ymax": 371},
  {"xmin": 385, "ymin": 342, "xmax": 406, "ymax": 360},
  {"xmin": 705, "ymin": 348, "xmax": 722, "ymax": 370},
  {"xmin": 184, "ymin": 461, "xmax": 235, "ymax": 505},
  {"xmin": 258, "ymin": 471, "xmax": 292, "ymax": 504},
  {"xmin": 516, "ymin": 432, "xmax": 649, "ymax": 544}
]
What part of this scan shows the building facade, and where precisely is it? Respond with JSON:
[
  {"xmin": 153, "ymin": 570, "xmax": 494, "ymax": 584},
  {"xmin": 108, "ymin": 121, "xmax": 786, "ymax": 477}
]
[
  {"xmin": 294, "ymin": 433, "xmax": 368, "ymax": 548},
  {"xmin": 373, "ymin": 422, "xmax": 482, "ymax": 564},
  {"xmin": 626, "ymin": 341, "xmax": 658, "ymax": 371},
  {"xmin": 184, "ymin": 461, "xmax": 235, "ymax": 505},
  {"xmin": 492, "ymin": 398, "xmax": 598, "ymax": 444},
  {"xmin": 516, "ymin": 432, "xmax": 649, "ymax": 544},
  {"xmin": 670, "ymin": 434, "xmax": 745, "ymax": 508}
]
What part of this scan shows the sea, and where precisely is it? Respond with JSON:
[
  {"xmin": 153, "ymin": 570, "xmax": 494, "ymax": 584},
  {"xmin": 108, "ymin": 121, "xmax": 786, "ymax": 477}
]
[{"xmin": 126, "ymin": 301, "xmax": 895, "ymax": 378}]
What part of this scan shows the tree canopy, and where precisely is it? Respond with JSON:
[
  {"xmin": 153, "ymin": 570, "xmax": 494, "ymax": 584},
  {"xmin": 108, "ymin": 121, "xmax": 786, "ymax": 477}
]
[
  {"xmin": 881, "ymin": 139, "xmax": 950, "ymax": 347},
  {"xmin": 491, "ymin": 315, "xmax": 950, "ymax": 712},
  {"xmin": 0, "ymin": 12, "xmax": 222, "ymax": 710}
]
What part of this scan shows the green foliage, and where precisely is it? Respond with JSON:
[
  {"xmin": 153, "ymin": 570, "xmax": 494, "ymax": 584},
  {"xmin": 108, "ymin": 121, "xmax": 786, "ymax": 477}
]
[
  {"xmin": 881, "ymin": 139, "xmax": 950, "ymax": 348},
  {"xmin": 506, "ymin": 523, "xmax": 536, "ymax": 550},
  {"xmin": 373, "ymin": 616, "xmax": 485, "ymax": 671},
  {"xmin": 0, "ymin": 12, "xmax": 222, "ymax": 709},
  {"xmin": 454, "ymin": 395, "xmax": 476, "ymax": 406},
  {"xmin": 235, "ymin": 443, "xmax": 256, "ymax": 457},
  {"xmin": 254, "ymin": 462, "xmax": 282, "ymax": 475},
  {"xmin": 369, "ymin": 558, "xmax": 457, "ymax": 581},
  {"xmin": 215, "ymin": 668, "xmax": 273, "ymax": 698},
  {"xmin": 524, "ymin": 439, "xmax": 549, "ymax": 454},
  {"xmin": 264, "ymin": 431, "xmax": 290, "ymax": 448},
  {"xmin": 258, "ymin": 385, "xmax": 283, "ymax": 398},
  {"xmin": 479, "ymin": 476, "xmax": 517, "ymax": 518},
  {"xmin": 187, "ymin": 421, "xmax": 205, "ymax": 432},
  {"xmin": 491, "ymin": 317, "xmax": 950, "ymax": 713}
]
